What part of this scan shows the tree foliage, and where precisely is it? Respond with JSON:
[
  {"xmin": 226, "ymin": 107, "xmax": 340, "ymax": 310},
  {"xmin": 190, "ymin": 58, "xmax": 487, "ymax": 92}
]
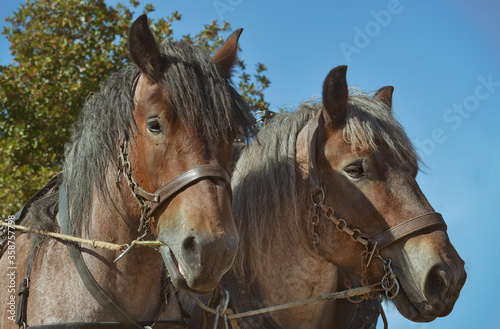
[{"xmin": 0, "ymin": 0, "xmax": 270, "ymax": 215}]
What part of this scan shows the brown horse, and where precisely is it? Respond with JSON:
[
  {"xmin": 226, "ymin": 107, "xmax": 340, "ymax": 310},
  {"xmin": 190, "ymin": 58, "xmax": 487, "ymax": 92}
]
[
  {"xmin": 186, "ymin": 65, "xmax": 466, "ymax": 328},
  {"xmin": 0, "ymin": 15, "xmax": 254, "ymax": 328}
]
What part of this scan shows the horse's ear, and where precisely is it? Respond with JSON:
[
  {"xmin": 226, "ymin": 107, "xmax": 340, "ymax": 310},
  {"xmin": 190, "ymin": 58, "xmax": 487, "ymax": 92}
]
[
  {"xmin": 212, "ymin": 28, "xmax": 243, "ymax": 78},
  {"xmin": 374, "ymin": 86, "xmax": 394, "ymax": 110},
  {"xmin": 322, "ymin": 65, "xmax": 349, "ymax": 127},
  {"xmin": 129, "ymin": 14, "xmax": 163, "ymax": 82}
]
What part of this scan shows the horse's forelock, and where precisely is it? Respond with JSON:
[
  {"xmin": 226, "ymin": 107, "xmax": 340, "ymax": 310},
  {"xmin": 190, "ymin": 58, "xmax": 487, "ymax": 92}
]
[
  {"xmin": 62, "ymin": 40, "xmax": 254, "ymax": 237},
  {"xmin": 344, "ymin": 91, "xmax": 420, "ymax": 171},
  {"xmin": 158, "ymin": 41, "xmax": 254, "ymax": 144}
]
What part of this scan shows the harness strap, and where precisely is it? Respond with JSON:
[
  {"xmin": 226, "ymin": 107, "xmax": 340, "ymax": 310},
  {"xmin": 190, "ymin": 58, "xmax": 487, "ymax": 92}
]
[
  {"xmin": 16, "ymin": 235, "xmax": 40, "ymax": 328},
  {"xmin": 58, "ymin": 181, "xmax": 143, "ymax": 329},
  {"xmin": 15, "ymin": 174, "xmax": 62, "ymax": 224},
  {"xmin": 25, "ymin": 321, "xmax": 187, "ymax": 328},
  {"xmin": 335, "ymin": 273, "xmax": 380, "ymax": 329},
  {"xmin": 306, "ymin": 110, "xmax": 447, "ymax": 249},
  {"xmin": 7, "ymin": 177, "xmax": 186, "ymax": 328},
  {"xmin": 198, "ymin": 271, "xmax": 380, "ymax": 329},
  {"xmin": 305, "ymin": 111, "xmax": 322, "ymax": 190}
]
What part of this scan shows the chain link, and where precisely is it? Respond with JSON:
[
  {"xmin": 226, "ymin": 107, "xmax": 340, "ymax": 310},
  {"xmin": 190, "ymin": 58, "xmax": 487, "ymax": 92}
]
[
  {"xmin": 380, "ymin": 258, "xmax": 399, "ymax": 299},
  {"xmin": 310, "ymin": 187, "xmax": 399, "ymax": 300},
  {"xmin": 117, "ymin": 140, "xmax": 151, "ymax": 234},
  {"xmin": 212, "ymin": 289, "xmax": 231, "ymax": 329}
]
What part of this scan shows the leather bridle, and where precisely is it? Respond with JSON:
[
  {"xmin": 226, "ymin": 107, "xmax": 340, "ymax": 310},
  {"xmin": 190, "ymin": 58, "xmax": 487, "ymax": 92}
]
[
  {"xmin": 117, "ymin": 74, "xmax": 233, "ymax": 234},
  {"xmin": 13, "ymin": 73, "xmax": 233, "ymax": 328},
  {"xmin": 306, "ymin": 110, "xmax": 447, "ymax": 298},
  {"xmin": 56, "ymin": 73, "xmax": 233, "ymax": 328},
  {"xmin": 117, "ymin": 139, "xmax": 232, "ymax": 234}
]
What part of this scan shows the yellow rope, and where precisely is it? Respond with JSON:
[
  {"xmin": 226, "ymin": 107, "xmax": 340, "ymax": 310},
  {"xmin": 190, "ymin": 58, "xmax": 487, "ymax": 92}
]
[{"xmin": 0, "ymin": 222, "xmax": 163, "ymax": 251}]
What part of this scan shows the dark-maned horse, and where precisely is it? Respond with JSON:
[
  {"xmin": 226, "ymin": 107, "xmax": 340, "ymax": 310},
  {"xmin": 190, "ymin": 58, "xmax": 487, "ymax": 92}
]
[
  {"xmin": 0, "ymin": 15, "xmax": 254, "ymax": 328},
  {"xmin": 186, "ymin": 66, "xmax": 466, "ymax": 328}
]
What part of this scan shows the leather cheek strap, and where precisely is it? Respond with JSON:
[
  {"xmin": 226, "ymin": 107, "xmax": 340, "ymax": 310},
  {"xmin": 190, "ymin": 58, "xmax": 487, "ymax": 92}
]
[
  {"xmin": 306, "ymin": 111, "xmax": 447, "ymax": 253},
  {"xmin": 134, "ymin": 164, "xmax": 232, "ymax": 219},
  {"xmin": 368, "ymin": 212, "xmax": 447, "ymax": 251}
]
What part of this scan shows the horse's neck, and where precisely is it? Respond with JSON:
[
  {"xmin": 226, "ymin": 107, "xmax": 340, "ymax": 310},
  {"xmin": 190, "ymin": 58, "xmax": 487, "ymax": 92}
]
[
  {"xmin": 30, "ymin": 174, "xmax": 168, "ymax": 322},
  {"xmin": 79, "ymin": 178, "xmax": 166, "ymax": 317},
  {"xmin": 250, "ymin": 125, "xmax": 337, "ymax": 327},
  {"xmin": 253, "ymin": 235, "xmax": 338, "ymax": 329}
]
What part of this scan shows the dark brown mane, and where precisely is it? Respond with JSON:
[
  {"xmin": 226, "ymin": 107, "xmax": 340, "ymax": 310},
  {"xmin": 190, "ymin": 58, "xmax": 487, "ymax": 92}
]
[{"xmin": 23, "ymin": 40, "xmax": 255, "ymax": 237}]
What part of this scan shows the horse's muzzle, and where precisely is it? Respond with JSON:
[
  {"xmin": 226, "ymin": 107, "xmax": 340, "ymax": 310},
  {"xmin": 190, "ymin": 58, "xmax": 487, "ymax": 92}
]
[{"xmin": 160, "ymin": 233, "xmax": 238, "ymax": 294}]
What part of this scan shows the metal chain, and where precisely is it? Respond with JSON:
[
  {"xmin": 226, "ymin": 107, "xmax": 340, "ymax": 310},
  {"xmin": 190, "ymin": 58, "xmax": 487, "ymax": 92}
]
[
  {"xmin": 117, "ymin": 140, "xmax": 151, "ymax": 234},
  {"xmin": 310, "ymin": 187, "xmax": 399, "ymax": 300},
  {"xmin": 212, "ymin": 289, "xmax": 230, "ymax": 329},
  {"xmin": 311, "ymin": 188, "xmax": 370, "ymax": 248},
  {"xmin": 380, "ymin": 257, "xmax": 400, "ymax": 299}
]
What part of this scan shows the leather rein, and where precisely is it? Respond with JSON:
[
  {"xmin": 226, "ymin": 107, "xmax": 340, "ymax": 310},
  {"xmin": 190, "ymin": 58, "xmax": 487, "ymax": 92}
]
[
  {"xmin": 306, "ymin": 110, "xmax": 448, "ymax": 299},
  {"xmin": 58, "ymin": 73, "xmax": 232, "ymax": 327}
]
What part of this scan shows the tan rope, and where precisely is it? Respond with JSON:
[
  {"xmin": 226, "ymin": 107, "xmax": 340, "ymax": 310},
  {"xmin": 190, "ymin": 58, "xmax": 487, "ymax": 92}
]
[
  {"xmin": 3, "ymin": 222, "xmax": 383, "ymax": 324},
  {"xmin": 189, "ymin": 285, "xmax": 381, "ymax": 320},
  {"xmin": 0, "ymin": 222, "xmax": 163, "ymax": 251}
]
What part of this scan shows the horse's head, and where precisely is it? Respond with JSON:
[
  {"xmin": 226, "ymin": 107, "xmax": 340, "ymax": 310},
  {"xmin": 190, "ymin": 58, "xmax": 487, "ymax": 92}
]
[
  {"xmin": 120, "ymin": 15, "xmax": 252, "ymax": 294},
  {"xmin": 311, "ymin": 66, "xmax": 466, "ymax": 321}
]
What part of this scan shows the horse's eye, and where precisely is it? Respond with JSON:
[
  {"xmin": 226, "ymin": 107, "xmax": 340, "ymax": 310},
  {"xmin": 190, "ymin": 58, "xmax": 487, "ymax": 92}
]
[
  {"xmin": 344, "ymin": 164, "xmax": 365, "ymax": 179},
  {"xmin": 146, "ymin": 118, "xmax": 163, "ymax": 133}
]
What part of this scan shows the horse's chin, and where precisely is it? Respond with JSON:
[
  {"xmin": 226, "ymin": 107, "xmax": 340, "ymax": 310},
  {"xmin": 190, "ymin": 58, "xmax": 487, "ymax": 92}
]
[
  {"xmin": 392, "ymin": 285, "xmax": 437, "ymax": 323},
  {"xmin": 160, "ymin": 245, "xmax": 215, "ymax": 295}
]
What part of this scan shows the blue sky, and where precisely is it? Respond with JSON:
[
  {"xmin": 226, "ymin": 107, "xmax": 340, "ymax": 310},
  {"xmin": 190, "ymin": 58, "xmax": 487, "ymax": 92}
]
[{"xmin": 1, "ymin": 1, "xmax": 499, "ymax": 328}]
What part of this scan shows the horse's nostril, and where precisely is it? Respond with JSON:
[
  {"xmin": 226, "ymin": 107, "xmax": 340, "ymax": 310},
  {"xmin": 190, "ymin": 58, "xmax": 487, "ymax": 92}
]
[
  {"xmin": 425, "ymin": 266, "xmax": 449, "ymax": 302},
  {"xmin": 182, "ymin": 236, "xmax": 197, "ymax": 253}
]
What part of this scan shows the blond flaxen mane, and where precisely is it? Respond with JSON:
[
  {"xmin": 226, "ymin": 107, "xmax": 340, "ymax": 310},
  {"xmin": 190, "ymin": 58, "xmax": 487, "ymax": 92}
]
[{"xmin": 231, "ymin": 90, "xmax": 420, "ymax": 282}]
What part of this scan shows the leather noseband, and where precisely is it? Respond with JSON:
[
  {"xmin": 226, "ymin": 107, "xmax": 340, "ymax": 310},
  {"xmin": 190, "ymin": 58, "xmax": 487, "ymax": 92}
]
[
  {"xmin": 306, "ymin": 110, "xmax": 447, "ymax": 252},
  {"xmin": 135, "ymin": 164, "xmax": 232, "ymax": 219}
]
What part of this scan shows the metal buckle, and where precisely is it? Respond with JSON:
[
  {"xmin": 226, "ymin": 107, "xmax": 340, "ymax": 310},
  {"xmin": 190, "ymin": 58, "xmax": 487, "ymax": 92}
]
[
  {"xmin": 212, "ymin": 289, "xmax": 230, "ymax": 329},
  {"xmin": 381, "ymin": 258, "xmax": 399, "ymax": 299}
]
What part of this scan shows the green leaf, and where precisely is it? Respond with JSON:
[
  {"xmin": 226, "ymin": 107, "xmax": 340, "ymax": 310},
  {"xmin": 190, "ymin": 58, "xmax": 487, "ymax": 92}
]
[{"xmin": 0, "ymin": 0, "xmax": 271, "ymax": 216}]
